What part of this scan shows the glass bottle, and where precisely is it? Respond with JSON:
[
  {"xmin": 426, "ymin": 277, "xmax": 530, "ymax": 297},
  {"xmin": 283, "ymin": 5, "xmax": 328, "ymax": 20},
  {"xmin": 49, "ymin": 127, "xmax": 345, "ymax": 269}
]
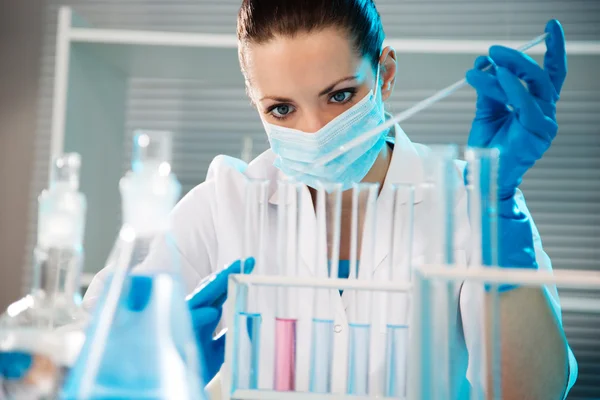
[
  {"xmin": 62, "ymin": 131, "xmax": 204, "ymax": 400},
  {"xmin": 0, "ymin": 153, "xmax": 88, "ymax": 399}
]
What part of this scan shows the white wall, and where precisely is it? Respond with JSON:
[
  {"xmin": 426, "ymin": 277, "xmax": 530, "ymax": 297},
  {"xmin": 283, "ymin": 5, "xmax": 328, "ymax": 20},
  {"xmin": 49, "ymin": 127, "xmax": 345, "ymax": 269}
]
[{"xmin": 0, "ymin": 2, "xmax": 44, "ymax": 309}]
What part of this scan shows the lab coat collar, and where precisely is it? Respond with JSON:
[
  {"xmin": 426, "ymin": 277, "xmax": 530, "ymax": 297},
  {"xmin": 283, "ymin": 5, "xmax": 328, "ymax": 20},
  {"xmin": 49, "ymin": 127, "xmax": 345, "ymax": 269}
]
[
  {"xmin": 370, "ymin": 124, "xmax": 425, "ymax": 279},
  {"xmin": 380, "ymin": 123, "xmax": 425, "ymax": 203},
  {"xmin": 263, "ymin": 123, "xmax": 426, "ymax": 279}
]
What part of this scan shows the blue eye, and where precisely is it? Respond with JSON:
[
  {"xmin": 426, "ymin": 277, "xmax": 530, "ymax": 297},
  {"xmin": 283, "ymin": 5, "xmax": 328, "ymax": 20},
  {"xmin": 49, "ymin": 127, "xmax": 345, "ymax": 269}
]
[
  {"xmin": 330, "ymin": 90, "xmax": 355, "ymax": 104},
  {"xmin": 270, "ymin": 104, "xmax": 295, "ymax": 119}
]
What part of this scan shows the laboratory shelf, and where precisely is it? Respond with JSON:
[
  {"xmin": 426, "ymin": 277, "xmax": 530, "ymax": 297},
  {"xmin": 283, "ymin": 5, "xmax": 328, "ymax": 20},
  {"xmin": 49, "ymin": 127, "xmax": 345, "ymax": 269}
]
[
  {"xmin": 51, "ymin": 5, "xmax": 600, "ymax": 282},
  {"xmin": 68, "ymin": 28, "xmax": 241, "ymax": 80},
  {"xmin": 64, "ymin": 25, "xmax": 600, "ymax": 84},
  {"xmin": 62, "ymin": 9, "xmax": 600, "ymax": 81}
]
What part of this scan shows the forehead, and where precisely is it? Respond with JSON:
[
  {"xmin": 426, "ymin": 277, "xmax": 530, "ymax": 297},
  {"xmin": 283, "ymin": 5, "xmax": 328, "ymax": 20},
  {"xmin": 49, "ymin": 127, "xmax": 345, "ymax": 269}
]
[{"xmin": 242, "ymin": 28, "xmax": 368, "ymax": 99}]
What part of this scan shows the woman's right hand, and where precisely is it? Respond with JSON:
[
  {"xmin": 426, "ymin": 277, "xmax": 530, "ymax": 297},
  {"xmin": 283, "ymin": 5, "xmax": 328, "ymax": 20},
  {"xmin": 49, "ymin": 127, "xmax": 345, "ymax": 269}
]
[{"xmin": 186, "ymin": 258, "xmax": 255, "ymax": 385}]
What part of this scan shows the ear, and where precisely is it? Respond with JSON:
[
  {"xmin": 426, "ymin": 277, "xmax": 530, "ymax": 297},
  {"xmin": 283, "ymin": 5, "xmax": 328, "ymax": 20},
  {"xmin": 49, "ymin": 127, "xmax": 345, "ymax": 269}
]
[{"xmin": 379, "ymin": 46, "xmax": 397, "ymax": 101}]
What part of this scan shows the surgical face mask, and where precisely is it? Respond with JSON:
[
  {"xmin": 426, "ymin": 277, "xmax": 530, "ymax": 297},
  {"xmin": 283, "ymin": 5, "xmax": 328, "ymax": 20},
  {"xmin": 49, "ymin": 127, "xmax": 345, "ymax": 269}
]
[{"xmin": 263, "ymin": 66, "xmax": 388, "ymax": 190}]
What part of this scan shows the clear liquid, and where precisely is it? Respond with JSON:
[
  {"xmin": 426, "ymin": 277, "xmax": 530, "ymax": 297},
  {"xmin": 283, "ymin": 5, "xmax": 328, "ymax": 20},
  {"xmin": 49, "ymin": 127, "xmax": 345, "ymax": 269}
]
[
  {"xmin": 309, "ymin": 319, "xmax": 334, "ymax": 393},
  {"xmin": 233, "ymin": 312, "xmax": 261, "ymax": 391},
  {"xmin": 385, "ymin": 324, "xmax": 409, "ymax": 398},
  {"xmin": 273, "ymin": 318, "xmax": 297, "ymax": 391},
  {"xmin": 347, "ymin": 323, "xmax": 371, "ymax": 395}
]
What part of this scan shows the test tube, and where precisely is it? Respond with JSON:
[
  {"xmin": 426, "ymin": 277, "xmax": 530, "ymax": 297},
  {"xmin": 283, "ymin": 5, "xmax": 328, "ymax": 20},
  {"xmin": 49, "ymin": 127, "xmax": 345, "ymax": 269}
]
[
  {"xmin": 346, "ymin": 182, "xmax": 379, "ymax": 396},
  {"xmin": 464, "ymin": 148, "xmax": 501, "ymax": 400},
  {"xmin": 274, "ymin": 179, "xmax": 302, "ymax": 391},
  {"xmin": 422, "ymin": 145, "xmax": 458, "ymax": 400},
  {"xmin": 309, "ymin": 182, "xmax": 342, "ymax": 393},
  {"xmin": 384, "ymin": 184, "xmax": 415, "ymax": 398},
  {"xmin": 234, "ymin": 180, "xmax": 269, "ymax": 391},
  {"xmin": 243, "ymin": 179, "xmax": 270, "ymax": 274},
  {"xmin": 465, "ymin": 148, "xmax": 499, "ymax": 269}
]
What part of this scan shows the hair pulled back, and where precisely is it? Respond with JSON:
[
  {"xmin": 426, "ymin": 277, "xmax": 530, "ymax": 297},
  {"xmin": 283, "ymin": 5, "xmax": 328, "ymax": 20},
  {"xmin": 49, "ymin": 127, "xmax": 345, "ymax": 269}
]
[{"xmin": 237, "ymin": 0, "xmax": 385, "ymax": 73}]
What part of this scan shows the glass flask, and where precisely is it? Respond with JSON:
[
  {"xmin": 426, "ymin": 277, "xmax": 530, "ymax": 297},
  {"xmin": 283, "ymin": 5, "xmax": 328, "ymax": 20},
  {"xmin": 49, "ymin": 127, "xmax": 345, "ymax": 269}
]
[
  {"xmin": 61, "ymin": 131, "xmax": 204, "ymax": 400},
  {"xmin": 0, "ymin": 153, "xmax": 88, "ymax": 399}
]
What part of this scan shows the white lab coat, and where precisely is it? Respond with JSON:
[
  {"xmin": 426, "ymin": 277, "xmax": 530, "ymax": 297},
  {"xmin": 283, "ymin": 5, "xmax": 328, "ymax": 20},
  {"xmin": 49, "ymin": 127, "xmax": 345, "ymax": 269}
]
[{"xmin": 83, "ymin": 124, "xmax": 576, "ymax": 398}]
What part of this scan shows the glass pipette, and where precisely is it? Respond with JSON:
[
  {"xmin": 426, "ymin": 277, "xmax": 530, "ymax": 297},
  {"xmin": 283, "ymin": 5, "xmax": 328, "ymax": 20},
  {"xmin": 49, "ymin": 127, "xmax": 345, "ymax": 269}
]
[{"xmin": 310, "ymin": 32, "xmax": 549, "ymax": 170}]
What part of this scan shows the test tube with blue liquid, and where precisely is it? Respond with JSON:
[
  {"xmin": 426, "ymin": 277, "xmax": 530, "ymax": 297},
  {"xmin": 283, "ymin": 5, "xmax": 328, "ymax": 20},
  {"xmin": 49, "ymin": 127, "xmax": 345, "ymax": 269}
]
[
  {"xmin": 274, "ymin": 180, "xmax": 302, "ymax": 391},
  {"xmin": 234, "ymin": 179, "xmax": 269, "ymax": 390},
  {"xmin": 383, "ymin": 184, "xmax": 415, "ymax": 398},
  {"xmin": 309, "ymin": 182, "xmax": 342, "ymax": 393},
  {"xmin": 346, "ymin": 182, "xmax": 379, "ymax": 396}
]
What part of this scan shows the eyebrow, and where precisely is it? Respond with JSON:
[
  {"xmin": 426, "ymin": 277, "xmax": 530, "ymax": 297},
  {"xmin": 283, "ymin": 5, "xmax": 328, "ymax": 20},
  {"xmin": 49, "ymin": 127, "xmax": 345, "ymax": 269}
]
[
  {"xmin": 258, "ymin": 75, "xmax": 359, "ymax": 103},
  {"xmin": 259, "ymin": 95, "xmax": 294, "ymax": 103},
  {"xmin": 318, "ymin": 75, "xmax": 359, "ymax": 96}
]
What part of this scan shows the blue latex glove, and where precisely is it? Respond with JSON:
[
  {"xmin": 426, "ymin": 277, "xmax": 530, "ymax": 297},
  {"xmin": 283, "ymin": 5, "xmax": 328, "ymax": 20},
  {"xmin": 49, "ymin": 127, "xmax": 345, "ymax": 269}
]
[
  {"xmin": 465, "ymin": 19, "xmax": 567, "ymax": 272},
  {"xmin": 0, "ymin": 352, "xmax": 33, "ymax": 380},
  {"xmin": 466, "ymin": 19, "xmax": 567, "ymax": 202},
  {"xmin": 186, "ymin": 258, "xmax": 255, "ymax": 385}
]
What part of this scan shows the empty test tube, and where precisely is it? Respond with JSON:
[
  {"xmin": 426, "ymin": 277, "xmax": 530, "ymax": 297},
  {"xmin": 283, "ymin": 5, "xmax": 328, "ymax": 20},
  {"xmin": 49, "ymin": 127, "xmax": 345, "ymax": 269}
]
[
  {"xmin": 384, "ymin": 184, "xmax": 415, "ymax": 398},
  {"xmin": 309, "ymin": 182, "xmax": 342, "ymax": 393},
  {"xmin": 422, "ymin": 145, "xmax": 459, "ymax": 400},
  {"xmin": 465, "ymin": 148, "xmax": 499, "ymax": 269},
  {"xmin": 346, "ymin": 183, "xmax": 379, "ymax": 396},
  {"xmin": 274, "ymin": 180, "xmax": 302, "ymax": 391},
  {"xmin": 465, "ymin": 148, "xmax": 502, "ymax": 400}
]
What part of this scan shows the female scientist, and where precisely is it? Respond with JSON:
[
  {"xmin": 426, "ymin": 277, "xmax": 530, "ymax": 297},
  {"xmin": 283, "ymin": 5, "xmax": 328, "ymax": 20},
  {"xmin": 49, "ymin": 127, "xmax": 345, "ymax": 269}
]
[{"xmin": 85, "ymin": 0, "xmax": 575, "ymax": 398}]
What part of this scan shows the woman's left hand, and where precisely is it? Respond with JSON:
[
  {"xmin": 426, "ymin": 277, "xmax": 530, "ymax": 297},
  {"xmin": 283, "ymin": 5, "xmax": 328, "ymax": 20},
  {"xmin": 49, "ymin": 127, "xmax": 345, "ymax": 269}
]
[
  {"xmin": 187, "ymin": 258, "xmax": 255, "ymax": 385},
  {"xmin": 466, "ymin": 19, "xmax": 567, "ymax": 201}
]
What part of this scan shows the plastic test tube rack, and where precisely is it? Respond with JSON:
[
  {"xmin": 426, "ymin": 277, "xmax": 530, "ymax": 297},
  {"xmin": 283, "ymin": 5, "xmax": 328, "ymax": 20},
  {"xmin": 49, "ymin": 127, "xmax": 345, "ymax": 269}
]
[
  {"xmin": 221, "ymin": 267, "xmax": 600, "ymax": 400},
  {"xmin": 223, "ymin": 273, "xmax": 412, "ymax": 400}
]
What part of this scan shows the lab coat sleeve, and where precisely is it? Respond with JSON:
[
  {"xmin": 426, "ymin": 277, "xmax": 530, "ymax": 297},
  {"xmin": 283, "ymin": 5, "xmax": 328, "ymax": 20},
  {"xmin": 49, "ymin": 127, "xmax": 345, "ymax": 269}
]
[
  {"xmin": 460, "ymin": 189, "xmax": 577, "ymax": 398},
  {"xmin": 512, "ymin": 191, "xmax": 578, "ymax": 398},
  {"xmin": 82, "ymin": 178, "xmax": 220, "ymax": 311}
]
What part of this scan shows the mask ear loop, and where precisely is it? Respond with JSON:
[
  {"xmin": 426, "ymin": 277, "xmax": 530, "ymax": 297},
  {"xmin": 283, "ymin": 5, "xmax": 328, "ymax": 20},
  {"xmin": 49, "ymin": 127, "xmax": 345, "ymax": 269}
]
[
  {"xmin": 374, "ymin": 52, "xmax": 388, "ymax": 124},
  {"xmin": 374, "ymin": 61, "xmax": 382, "ymax": 100}
]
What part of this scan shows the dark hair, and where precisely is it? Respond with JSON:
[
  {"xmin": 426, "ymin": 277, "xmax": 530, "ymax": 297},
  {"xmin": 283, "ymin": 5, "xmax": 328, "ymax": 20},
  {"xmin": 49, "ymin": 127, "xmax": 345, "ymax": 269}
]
[{"xmin": 237, "ymin": 0, "xmax": 385, "ymax": 74}]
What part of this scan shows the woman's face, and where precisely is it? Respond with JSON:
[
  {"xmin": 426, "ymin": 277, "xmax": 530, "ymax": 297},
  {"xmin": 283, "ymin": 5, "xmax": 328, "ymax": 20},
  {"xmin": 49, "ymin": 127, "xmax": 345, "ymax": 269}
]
[{"xmin": 242, "ymin": 27, "xmax": 396, "ymax": 133}]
